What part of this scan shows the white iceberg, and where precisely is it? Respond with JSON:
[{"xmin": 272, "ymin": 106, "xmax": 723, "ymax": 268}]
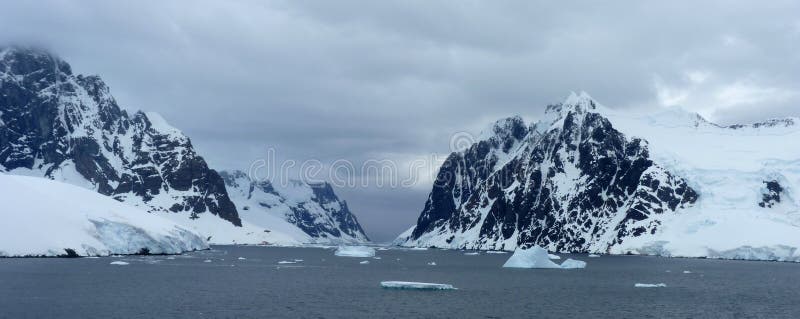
[
  {"xmin": 486, "ymin": 251, "xmax": 508, "ymax": 254},
  {"xmin": 559, "ymin": 259, "xmax": 587, "ymax": 269},
  {"xmin": 588, "ymin": 254, "xmax": 601, "ymax": 258},
  {"xmin": 380, "ymin": 281, "xmax": 456, "ymax": 290},
  {"xmin": 635, "ymin": 283, "xmax": 667, "ymax": 288},
  {"xmin": 464, "ymin": 252, "xmax": 480, "ymax": 256},
  {"xmin": 502, "ymin": 246, "xmax": 561, "ymax": 269},
  {"xmin": 334, "ymin": 246, "xmax": 376, "ymax": 257},
  {"xmin": 682, "ymin": 270, "xmax": 692, "ymax": 274},
  {"xmin": 237, "ymin": 257, "xmax": 247, "ymax": 260},
  {"xmin": 109, "ymin": 261, "xmax": 129, "ymax": 265},
  {"xmin": 427, "ymin": 262, "xmax": 437, "ymax": 266},
  {"xmin": 277, "ymin": 260, "xmax": 296, "ymax": 264},
  {"xmin": 409, "ymin": 247, "xmax": 428, "ymax": 251},
  {"xmin": 360, "ymin": 260, "xmax": 370, "ymax": 264},
  {"xmin": 203, "ymin": 259, "xmax": 212, "ymax": 263},
  {"xmin": 548, "ymin": 254, "xmax": 561, "ymax": 260}
]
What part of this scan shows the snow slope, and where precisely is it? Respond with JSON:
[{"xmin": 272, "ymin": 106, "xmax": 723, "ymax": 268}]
[
  {"xmin": 0, "ymin": 174, "xmax": 208, "ymax": 257},
  {"xmin": 398, "ymin": 91, "xmax": 800, "ymax": 262}
]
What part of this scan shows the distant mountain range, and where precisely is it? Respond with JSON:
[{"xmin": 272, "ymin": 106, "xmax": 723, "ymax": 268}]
[
  {"xmin": 396, "ymin": 92, "xmax": 800, "ymax": 262},
  {"xmin": 0, "ymin": 47, "xmax": 368, "ymax": 246}
]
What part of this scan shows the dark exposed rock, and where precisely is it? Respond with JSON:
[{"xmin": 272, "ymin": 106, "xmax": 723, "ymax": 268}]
[
  {"xmin": 759, "ymin": 180, "xmax": 783, "ymax": 208},
  {"xmin": 0, "ymin": 47, "xmax": 241, "ymax": 226}
]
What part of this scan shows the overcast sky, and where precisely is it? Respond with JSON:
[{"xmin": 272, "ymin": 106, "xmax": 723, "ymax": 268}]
[{"xmin": 2, "ymin": 1, "xmax": 798, "ymax": 241}]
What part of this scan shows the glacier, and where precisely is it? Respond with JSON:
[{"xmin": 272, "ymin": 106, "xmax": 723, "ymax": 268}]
[
  {"xmin": 0, "ymin": 174, "xmax": 208, "ymax": 257},
  {"xmin": 334, "ymin": 246, "xmax": 376, "ymax": 257}
]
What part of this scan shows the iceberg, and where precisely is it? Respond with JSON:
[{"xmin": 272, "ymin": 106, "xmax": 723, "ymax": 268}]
[
  {"xmin": 486, "ymin": 251, "xmax": 508, "ymax": 254},
  {"xmin": 360, "ymin": 260, "xmax": 370, "ymax": 264},
  {"xmin": 588, "ymin": 254, "xmax": 601, "ymax": 258},
  {"xmin": 277, "ymin": 260, "xmax": 296, "ymax": 264},
  {"xmin": 464, "ymin": 252, "xmax": 480, "ymax": 256},
  {"xmin": 380, "ymin": 281, "xmax": 456, "ymax": 290},
  {"xmin": 559, "ymin": 259, "xmax": 587, "ymax": 269},
  {"xmin": 427, "ymin": 262, "xmax": 437, "ymax": 266},
  {"xmin": 109, "ymin": 261, "xmax": 129, "ymax": 266},
  {"xmin": 502, "ymin": 246, "xmax": 561, "ymax": 268},
  {"xmin": 635, "ymin": 283, "xmax": 667, "ymax": 288},
  {"xmin": 334, "ymin": 246, "xmax": 376, "ymax": 257},
  {"xmin": 548, "ymin": 254, "xmax": 561, "ymax": 260}
]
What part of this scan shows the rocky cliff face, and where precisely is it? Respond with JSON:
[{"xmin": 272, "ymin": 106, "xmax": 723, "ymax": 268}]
[
  {"xmin": 398, "ymin": 92, "xmax": 700, "ymax": 252},
  {"xmin": 0, "ymin": 47, "xmax": 241, "ymax": 226},
  {"xmin": 220, "ymin": 170, "xmax": 369, "ymax": 243}
]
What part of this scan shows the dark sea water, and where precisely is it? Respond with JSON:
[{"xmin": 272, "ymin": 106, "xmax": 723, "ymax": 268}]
[{"xmin": 1, "ymin": 246, "xmax": 798, "ymax": 318}]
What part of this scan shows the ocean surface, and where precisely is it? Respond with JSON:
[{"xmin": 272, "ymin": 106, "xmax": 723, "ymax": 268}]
[{"xmin": 0, "ymin": 246, "xmax": 798, "ymax": 318}]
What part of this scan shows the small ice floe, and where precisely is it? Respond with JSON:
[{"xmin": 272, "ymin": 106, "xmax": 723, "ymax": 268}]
[
  {"xmin": 237, "ymin": 257, "xmax": 246, "ymax": 260},
  {"xmin": 380, "ymin": 281, "xmax": 456, "ymax": 290},
  {"xmin": 588, "ymin": 254, "xmax": 600, "ymax": 258},
  {"xmin": 486, "ymin": 251, "xmax": 508, "ymax": 254},
  {"xmin": 665, "ymin": 270, "xmax": 672, "ymax": 273},
  {"xmin": 427, "ymin": 262, "xmax": 437, "ymax": 266},
  {"xmin": 377, "ymin": 248, "xmax": 390, "ymax": 251},
  {"xmin": 464, "ymin": 252, "xmax": 480, "ymax": 256},
  {"xmin": 502, "ymin": 246, "xmax": 560, "ymax": 269},
  {"xmin": 360, "ymin": 261, "xmax": 370, "ymax": 265},
  {"xmin": 559, "ymin": 259, "xmax": 587, "ymax": 269},
  {"xmin": 409, "ymin": 247, "xmax": 428, "ymax": 251},
  {"xmin": 203, "ymin": 259, "xmax": 212, "ymax": 263},
  {"xmin": 635, "ymin": 283, "xmax": 667, "ymax": 288},
  {"xmin": 334, "ymin": 246, "xmax": 376, "ymax": 257},
  {"xmin": 109, "ymin": 261, "xmax": 129, "ymax": 266},
  {"xmin": 84, "ymin": 256, "xmax": 100, "ymax": 259},
  {"xmin": 373, "ymin": 257, "xmax": 382, "ymax": 260},
  {"xmin": 294, "ymin": 259, "xmax": 304, "ymax": 262},
  {"xmin": 683, "ymin": 270, "xmax": 692, "ymax": 274},
  {"xmin": 166, "ymin": 256, "xmax": 176, "ymax": 260},
  {"xmin": 277, "ymin": 260, "xmax": 296, "ymax": 264},
  {"xmin": 548, "ymin": 254, "xmax": 561, "ymax": 260}
]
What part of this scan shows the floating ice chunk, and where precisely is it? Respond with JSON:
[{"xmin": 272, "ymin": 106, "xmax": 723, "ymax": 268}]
[
  {"xmin": 409, "ymin": 247, "xmax": 428, "ymax": 251},
  {"xmin": 427, "ymin": 262, "xmax": 437, "ymax": 266},
  {"xmin": 464, "ymin": 252, "xmax": 480, "ymax": 256},
  {"xmin": 548, "ymin": 254, "xmax": 561, "ymax": 260},
  {"xmin": 486, "ymin": 251, "xmax": 508, "ymax": 254},
  {"xmin": 237, "ymin": 257, "xmax": 246, "ymax": 260},
  {"xmin": 294, "ymin": 259, "xmax": 304, "ymax": 262},
  {"xmin": 560, "ymin": 259, "xmax": 587, "ymax": 269},
  {"xmin": 380, "ymin": 281, "xmax": 456, "ymax": 290},
  {"xmin": 377, "ymin": 248, "xmax": 390, "ymax": 251},
  {"xmin": 109, "ymin": 261, "xmax": 129, "ymax": 265},
  {"xmin": 166, "ymin": 257, "xmax": 176, "ymax": 260},
  {"xmin": 203, "ymin": 259, "xmax": 212, "ymax": 263},
  {"xmin": 683, "ymin": 270, "xmax": 692, "ymax": 274},
  {"xmin": 334, "ymin": 246, "xmax": 376, "ymax": 257},
  {"xmin": 502, "ymin": 246, "xmax": 561, "ymax": 269},
  {"xmin": 373, "ymin": 257, "xmax": 382, "ymax": 260},
  {"xmin": 278, "ymin": 260, "xmax": 296, "ymax": 264},
  {"xmin": 360, "ymin": 260, "xmax": 370, "ymax": 264},
  {"xmin": 588, "ymin": 254, "xmax": 600, "ymax": 258},
  {"xmin": 635, "ymin": 283, "xmax": 667, "ymax": 288}
]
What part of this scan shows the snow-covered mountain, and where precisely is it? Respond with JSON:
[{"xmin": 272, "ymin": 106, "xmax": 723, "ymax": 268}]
[
  {"xmin": 0, "ymin": 47, "xmax": 240, "ymax": 225},
  {"xmin": 220, "ymin": 170, "xmax": 369, "ymax": 243},
  {"xmin": 0, "ymin": 174, "xmax": 208, "ymax": 257},
  {"xmin": 0, "ymin": 47, "xmax": 368, "ymax": 246},
  {"xmin": 396, "ymin": 92, "xmax": 800, "ymax": 262}
]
